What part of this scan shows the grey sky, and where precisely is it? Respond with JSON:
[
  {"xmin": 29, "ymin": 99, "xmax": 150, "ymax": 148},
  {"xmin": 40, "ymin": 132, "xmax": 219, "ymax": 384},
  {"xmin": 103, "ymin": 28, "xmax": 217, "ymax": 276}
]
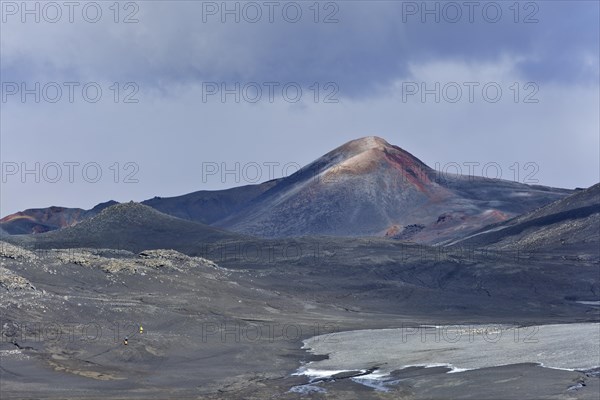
[{"xmin": 1, "ymin": 0, "xmax": 599, "ymax": 216}]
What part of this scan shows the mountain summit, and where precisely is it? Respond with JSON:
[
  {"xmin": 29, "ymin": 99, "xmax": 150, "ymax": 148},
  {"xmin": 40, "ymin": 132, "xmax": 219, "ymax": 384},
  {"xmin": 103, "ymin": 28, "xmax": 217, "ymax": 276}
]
[
  {"xmin": 29, "ymin": 202, "xmax": 245, "ymax": 253},
  {"xmin": 304, "ymin": 136, "xmax": 434, "ymax": 190}
]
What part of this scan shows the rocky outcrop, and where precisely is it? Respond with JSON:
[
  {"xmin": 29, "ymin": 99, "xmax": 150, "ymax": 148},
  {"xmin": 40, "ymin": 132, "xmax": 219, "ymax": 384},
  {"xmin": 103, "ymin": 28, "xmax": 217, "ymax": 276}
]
[{"xmin": 0, "ymin": 267, "xmax": 36, "ymax": 291}]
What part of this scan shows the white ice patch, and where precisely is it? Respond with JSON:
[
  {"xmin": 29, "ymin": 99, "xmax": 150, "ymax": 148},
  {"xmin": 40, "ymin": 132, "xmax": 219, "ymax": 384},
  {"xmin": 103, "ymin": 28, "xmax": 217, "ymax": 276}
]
[
  {"xmin": 353, "ymin": 371, "xmax": 389, "ymax": 380},
  {"xmin": 537, "ymin": 363, "xmax": 576, "ymax": 372},
  {"xmin": 295, "ymin": 323, "xmax": 600, "ymax": 392},
  {"xmin": 292, "ymin": 368, "xmax": 361, "ymax": 380}
]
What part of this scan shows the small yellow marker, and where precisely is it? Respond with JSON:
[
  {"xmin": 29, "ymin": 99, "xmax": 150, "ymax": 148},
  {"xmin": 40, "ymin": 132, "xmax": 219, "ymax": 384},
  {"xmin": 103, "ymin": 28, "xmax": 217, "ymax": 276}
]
[{"xmin": 139, "ymin": 325, "xmax": 144, "ymax": 334}]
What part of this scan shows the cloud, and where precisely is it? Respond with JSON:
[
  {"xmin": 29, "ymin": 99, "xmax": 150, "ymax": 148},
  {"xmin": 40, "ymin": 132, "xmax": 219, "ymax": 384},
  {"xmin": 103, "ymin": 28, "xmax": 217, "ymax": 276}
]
[{"xmin": 2, "ymin": 1, "xmax": 598, "ymax": 96}]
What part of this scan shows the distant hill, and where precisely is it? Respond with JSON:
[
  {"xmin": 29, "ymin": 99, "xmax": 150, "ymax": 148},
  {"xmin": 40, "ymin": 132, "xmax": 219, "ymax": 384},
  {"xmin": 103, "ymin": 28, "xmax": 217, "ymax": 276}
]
[
  {"xmin": 0, "ymin": 182, "xmax": 275, "ymax": 236},
  {"xmin": 26, "ymin": 202, "xmax": 247, "ymax": 253},
  {"xmin": 449, "ymin": 184, "xmax": 600, "ymax": 258},
  {"xmin": 141, "ymin": 181, "xmax": 277, "ymax": 224},
  {"xmin": 0, "ymin": 201, "xmax": 118, "ymax": 234}
]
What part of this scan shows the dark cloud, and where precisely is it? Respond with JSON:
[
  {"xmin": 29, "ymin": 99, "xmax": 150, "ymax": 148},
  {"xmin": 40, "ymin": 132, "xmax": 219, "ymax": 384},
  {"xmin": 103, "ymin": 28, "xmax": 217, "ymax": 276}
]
[{"xmin": 2, "ymin": 1, "xmax": 598, "ymax": 97}]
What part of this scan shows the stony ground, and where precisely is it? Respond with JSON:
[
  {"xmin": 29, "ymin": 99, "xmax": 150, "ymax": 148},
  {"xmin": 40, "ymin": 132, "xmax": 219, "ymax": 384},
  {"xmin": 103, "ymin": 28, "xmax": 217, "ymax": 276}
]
[{"xmin": 1, "ymin": 239, "xmax": 598, "ymax": 399}]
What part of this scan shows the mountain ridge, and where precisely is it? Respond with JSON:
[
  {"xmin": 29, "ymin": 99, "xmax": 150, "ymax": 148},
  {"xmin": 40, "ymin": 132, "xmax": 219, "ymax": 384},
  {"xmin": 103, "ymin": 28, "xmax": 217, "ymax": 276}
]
[
  {"xmin": 16, "ymin": 202, "xmax": 247, "ymax": 253},
  {"xmin": 448, "ymin": 183, "xmax": 600, "ymax": 257},
  {"xmin": 1, "ymin": 136, "xmax": 575, "ymax": 243}
]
